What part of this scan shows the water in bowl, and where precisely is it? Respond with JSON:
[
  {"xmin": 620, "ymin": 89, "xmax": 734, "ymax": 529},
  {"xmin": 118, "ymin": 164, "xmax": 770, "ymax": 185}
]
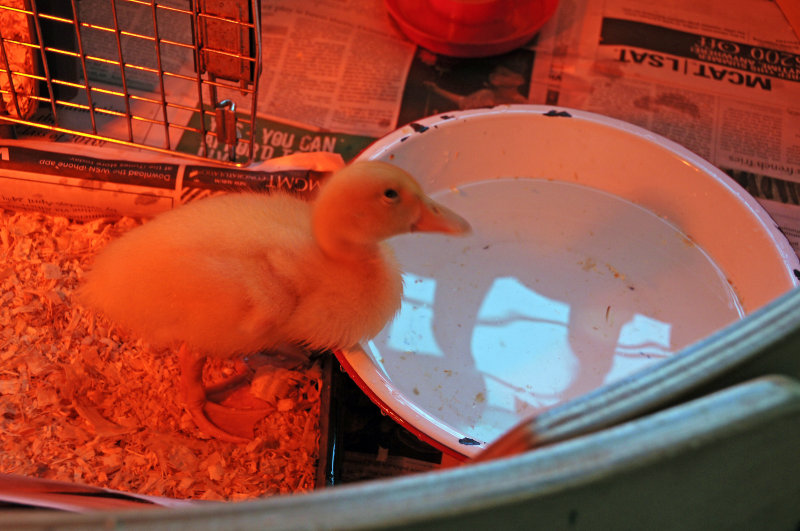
[{"xmin": 368, "ymin": 177, "xmax": 743, "ymax": 444}]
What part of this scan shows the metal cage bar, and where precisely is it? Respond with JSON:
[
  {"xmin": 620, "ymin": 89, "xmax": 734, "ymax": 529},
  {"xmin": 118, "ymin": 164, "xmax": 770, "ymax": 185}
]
[{"xmin": 0, "ymin": 0, "xmax": 261, "ymax": 166}]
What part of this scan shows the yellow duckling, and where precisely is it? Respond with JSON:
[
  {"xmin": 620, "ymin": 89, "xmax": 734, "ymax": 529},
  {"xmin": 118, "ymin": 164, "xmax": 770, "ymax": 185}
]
[{"xmin": 79, "ymin": 161, "xmax": 470, "ymax": 442}]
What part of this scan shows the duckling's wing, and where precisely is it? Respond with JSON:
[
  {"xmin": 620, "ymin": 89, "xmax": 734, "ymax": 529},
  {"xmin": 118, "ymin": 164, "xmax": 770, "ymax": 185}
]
[{"xmin": 80, "ymin": 193, "xmax": 314, "ymax": 355}]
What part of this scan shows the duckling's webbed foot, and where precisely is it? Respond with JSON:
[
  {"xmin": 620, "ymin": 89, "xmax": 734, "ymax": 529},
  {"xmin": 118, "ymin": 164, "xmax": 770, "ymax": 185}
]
[{"xmin": 178, "ymin": 344, "xmax": 272, "ymax": 443}]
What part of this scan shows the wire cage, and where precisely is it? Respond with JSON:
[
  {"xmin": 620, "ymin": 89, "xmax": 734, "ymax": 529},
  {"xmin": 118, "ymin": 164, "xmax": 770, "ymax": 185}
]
[{"xmin": 0, "ymin": 0, "xmax": 261, "ymax": 166}]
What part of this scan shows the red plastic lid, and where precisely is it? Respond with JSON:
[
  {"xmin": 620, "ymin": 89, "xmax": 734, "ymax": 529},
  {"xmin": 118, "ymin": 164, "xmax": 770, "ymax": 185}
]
[{"xmin": 385, "ymin": 0, "xmax": 559, "ymax": 57}]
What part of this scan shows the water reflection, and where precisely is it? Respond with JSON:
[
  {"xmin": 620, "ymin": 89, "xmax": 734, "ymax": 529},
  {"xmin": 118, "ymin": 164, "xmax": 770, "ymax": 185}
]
[
  {"xmin": 379, "ymin": 272, "xmax": 675, "ymax": 436},
  {"xmin": 386, "ymin": 272, "xmax": 446, "ymax": 358},
  {"xmin": 368, "ymin": 179, "xmax": 742, "ymax": 444}
]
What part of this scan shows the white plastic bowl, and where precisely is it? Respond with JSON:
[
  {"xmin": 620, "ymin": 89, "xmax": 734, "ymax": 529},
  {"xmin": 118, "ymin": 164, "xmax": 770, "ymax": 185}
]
[{"xmin": 336, "ymin": 105, "xmax": 800, "ymax": 459}]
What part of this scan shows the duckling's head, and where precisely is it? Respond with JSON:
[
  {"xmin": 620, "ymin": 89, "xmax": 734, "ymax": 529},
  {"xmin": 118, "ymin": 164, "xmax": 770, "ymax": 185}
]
[{"xmin": 313, "ymin": 161, "xmax": 471, "ymax": 260}]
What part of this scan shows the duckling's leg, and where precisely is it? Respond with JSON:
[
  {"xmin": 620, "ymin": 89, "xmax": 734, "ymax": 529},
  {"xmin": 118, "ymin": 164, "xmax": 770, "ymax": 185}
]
[{"xmin": 178, "ymin": 344, "xmax": 272, "ymax": 443}]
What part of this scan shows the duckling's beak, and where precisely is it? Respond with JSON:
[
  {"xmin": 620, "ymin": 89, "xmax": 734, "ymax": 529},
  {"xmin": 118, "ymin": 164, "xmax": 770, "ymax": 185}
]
[{"xmin": 412, "ymin": 196, "xmax": 471, "ymax": 235}]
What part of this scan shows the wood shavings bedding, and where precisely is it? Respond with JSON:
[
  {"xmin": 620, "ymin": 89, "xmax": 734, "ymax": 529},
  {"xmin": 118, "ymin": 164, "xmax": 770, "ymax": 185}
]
[
  {"xmin": 0, "ymin": 0, "xmax": 39, "ymax": 119},
  {"xmin": 0, "ymin": 208, "xmax": 321, "ymax": 501}
]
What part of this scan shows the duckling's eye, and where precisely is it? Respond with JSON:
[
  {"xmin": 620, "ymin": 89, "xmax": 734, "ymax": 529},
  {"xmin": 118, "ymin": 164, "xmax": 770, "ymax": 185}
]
[{"xmin": 383, "ymin": 188, "xmax": 400, "ymax": 202}]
